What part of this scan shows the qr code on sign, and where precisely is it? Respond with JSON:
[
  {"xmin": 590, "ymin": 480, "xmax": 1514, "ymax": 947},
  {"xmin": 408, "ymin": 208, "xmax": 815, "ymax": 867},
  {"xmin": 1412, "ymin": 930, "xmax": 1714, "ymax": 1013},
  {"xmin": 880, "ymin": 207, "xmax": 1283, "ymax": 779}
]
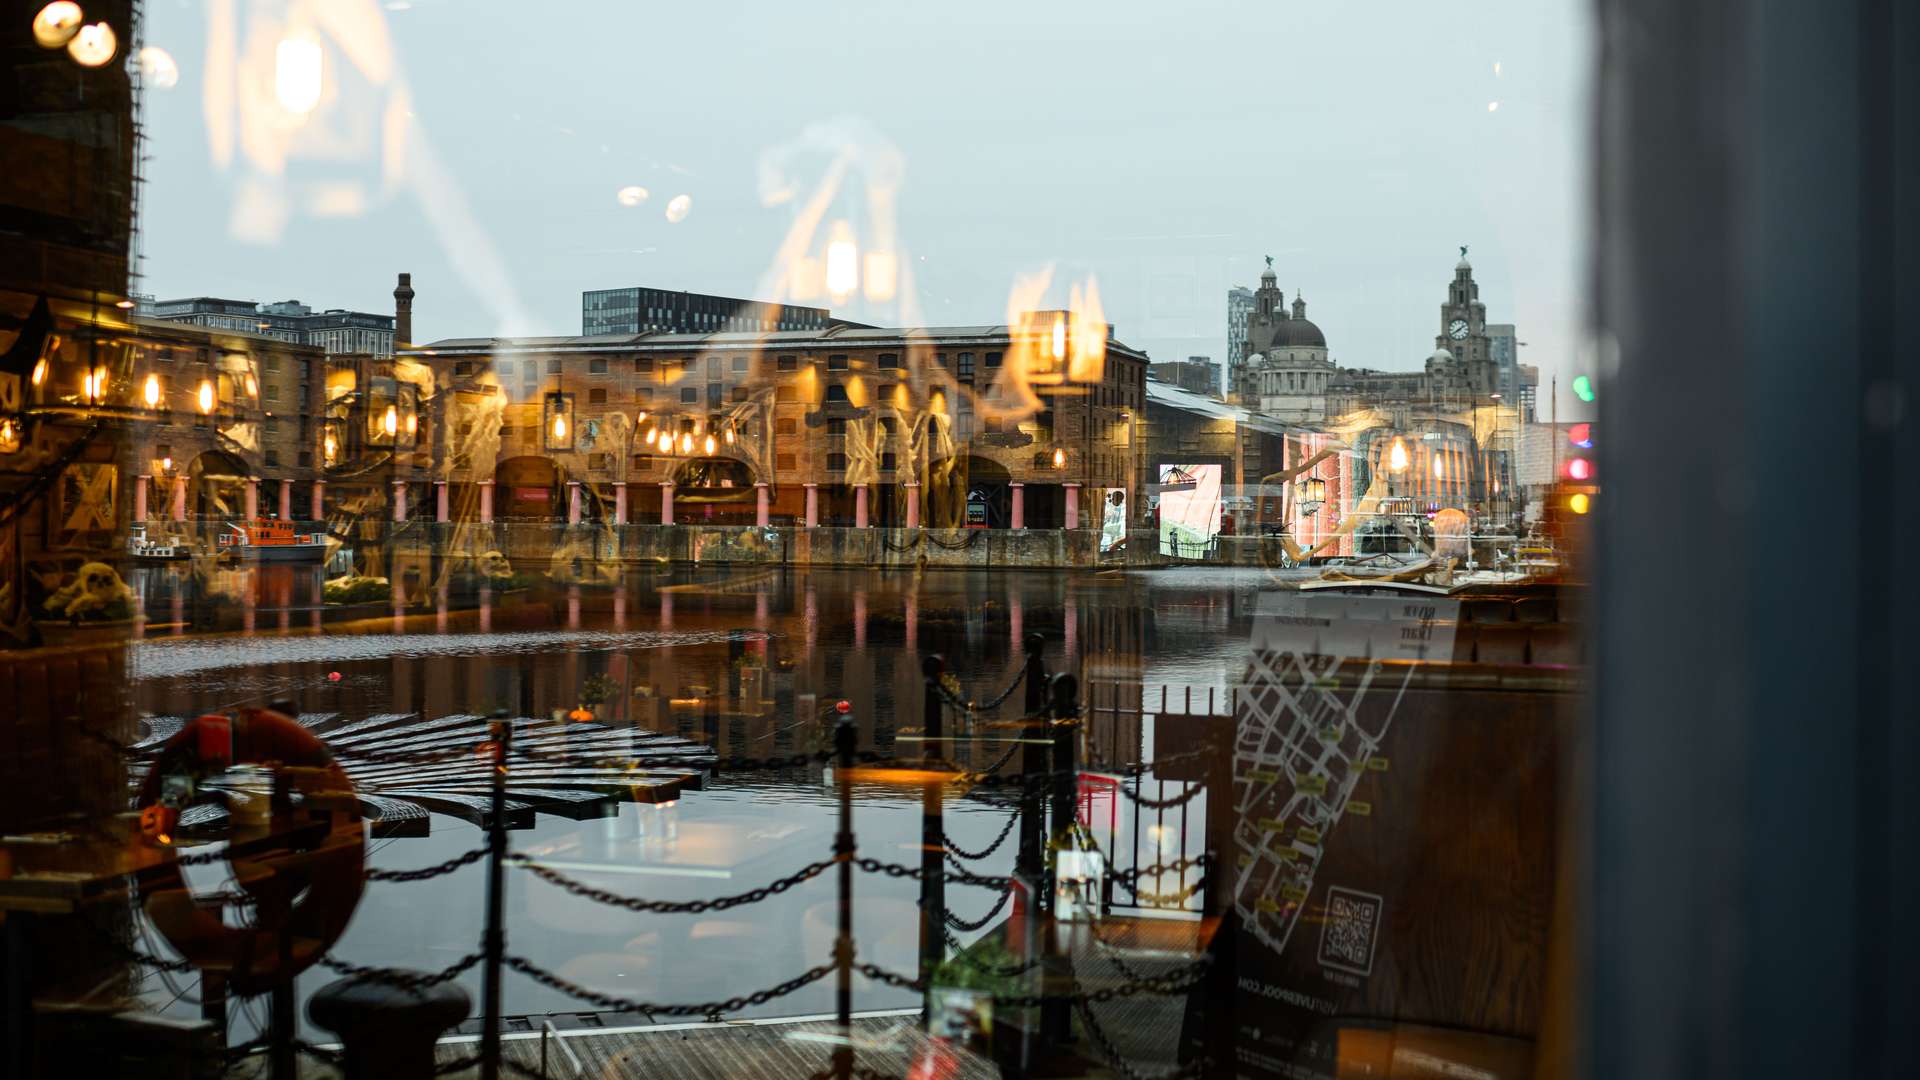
[{"xmin": 1316, "ymin": 886, "xmax": 1383, "ymax": 977}]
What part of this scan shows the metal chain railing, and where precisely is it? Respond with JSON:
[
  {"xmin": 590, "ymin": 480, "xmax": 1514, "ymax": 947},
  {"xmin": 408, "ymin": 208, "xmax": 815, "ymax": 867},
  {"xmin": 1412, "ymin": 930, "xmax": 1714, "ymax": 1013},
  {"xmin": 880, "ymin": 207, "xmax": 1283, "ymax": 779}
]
[
  {"xmin": 316, "ymin": 949, "xmax": 485, "ymax": 991},
  {"xmin": 1076, "ymin": 999, "xmax": 1207, "ymax": 1080},
  {"xmin": 503, "ymin": 954, "xmax": 834, "ymax": 1018},
  {"xmin": 855, "ymin": 961, "xmax": 1207, "ymax": 1007},
  {"xmin": 942, "ymin": 810, "xmax": 1018, "ymax": 862},
  {"xmin": 366, "ymin": 845, "xmax": 490, "ymax": 882},
  {"xmin": 511, "ymin": 855, "xmax": 837, "ymax": 914},
  {"xmin": 855, "ymin": 856, "xmax": 1010, "ymax": 890},
  {"xmin": 934, "ymin": 883, "xmax": 1012, "ymax": 932},
  {"xmin": 1117, "ymin": 780, "xmax": 1207, "ymax": 810},
  {"xmin": 939, "ymin": 925, "xmax": 1043, "ymax": 978}
]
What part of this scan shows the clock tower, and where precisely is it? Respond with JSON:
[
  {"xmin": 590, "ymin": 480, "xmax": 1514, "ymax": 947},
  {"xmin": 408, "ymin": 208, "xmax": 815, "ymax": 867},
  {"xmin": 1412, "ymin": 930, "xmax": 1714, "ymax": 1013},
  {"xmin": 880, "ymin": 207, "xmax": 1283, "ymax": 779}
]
[{"xmin": 1433, "ymin": 246, "xmax": 1496, "ymax": 395}]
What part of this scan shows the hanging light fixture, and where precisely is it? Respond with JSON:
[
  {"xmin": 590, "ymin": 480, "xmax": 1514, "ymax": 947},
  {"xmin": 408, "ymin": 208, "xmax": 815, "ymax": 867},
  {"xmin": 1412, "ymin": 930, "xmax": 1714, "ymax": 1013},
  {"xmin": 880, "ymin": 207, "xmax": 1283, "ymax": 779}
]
[
  {"xmin": 323, "ymin": 432, "xmax": 338, "ymax": 464},
  {"xmin": 1388, "ymin": 438, "xmax": 1410, "ymax": 473},
  {"xmin": 197, "ymin": 380, "xmax": 215, "ymax": 414},
  {"xmin": 65, "ymin": 20, "xmax": 116, "ymax": 67},
  {"xmin": 31, "ymin": 3, "xmax": 83, "ymax": 49},
  {"xmin": 1052, "ymin": 447, "xmax": 1067, "ymax": 469},
  {"xmin": 723, "ymin": 426, "xmax": 735, "ymax": 446},
  {"xmin": 543, "ymin": 392, "xmax": 574, "ymax": 450},
  {"xmin": 703, "ymin": 434, "xmax": 716, "ymax": 455},
  {"xmin": 382, "ymin": 405, "xmax": 399, "ymax": 437},
  {"xmin": 143, "ymin": 373, "xmax": 162, "ymax": 408},
  {"xmin": 679, "ymin": 431, "xmax": 693, "ymax": 454}
]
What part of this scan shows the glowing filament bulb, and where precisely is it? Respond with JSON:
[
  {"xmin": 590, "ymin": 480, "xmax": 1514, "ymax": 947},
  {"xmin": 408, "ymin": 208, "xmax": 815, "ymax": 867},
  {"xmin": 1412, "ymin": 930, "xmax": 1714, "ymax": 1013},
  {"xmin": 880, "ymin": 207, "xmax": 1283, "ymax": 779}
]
[
  {"xmin": 1052, "ymin": 447, "xmax": 1067, "ymax": 469},
  {"xmin": 66, "ymin": 20, "xmax": 116, "ymax": 67},
  {"xmin": 404, "ymin": 413, "xmax": 418, "ymax": 436},
  {"xmin": 1052, "ymin": 316, "xmax": 1067, "ymax": 361},
  {"xmin": 197, "ymin": 380, "xmax": 215, "ymax": 413},
  {"xmin": 1388, "ymin": 439, "xmax": 1409, "ymax": 472},
  {"xmin": 161, "ymin": 455, "xmax": 172, "ymax": 472},
  {"xmin": 636, "ymin": 410, "xmax": 648, "ymax": 424},
  {"xmin": 679, "ymin": 432, "xmax": 693, "ymax": 453},
  {"xmin": 31, "ymin": 359, "xmax": 46, "ymax": 386},
  {"xmin": 275, "ymin": 35, "xmax": 324, "ymax": 115},
  {"xmin": 323, "ymin": 434, "xmax": 337, "ymax": 462},
  {"xmin": 32, "ymin": 4, "xmax": 83, "ymax": 50},
  {"xmin": 703, "ymin": 434, "xmax": 716, "ymax": 455},
  {"xmin": 551, "ymin": 414, "xmax": 568, "ymax": 442},
  {"xmin": 143, "ymin": 374, "xmax": 161, "ymax": 407},
  {"xmin": 82, "ymin": 368, "xmax": 106, "ymax": 400},
  {"xmin": 1433, "ymin": 456, "xmax": 1445, "ymax": 479},
  {"xmin": 723, "ymin": 427, "xmax": 735, "ymax": 445},
  {"xmin": 825, "ymin": 222, "xmax": 859, "ymax": 301},
  {"xmin": 383, "ymin": 405, "xmax": 398, "ymax": 436}
]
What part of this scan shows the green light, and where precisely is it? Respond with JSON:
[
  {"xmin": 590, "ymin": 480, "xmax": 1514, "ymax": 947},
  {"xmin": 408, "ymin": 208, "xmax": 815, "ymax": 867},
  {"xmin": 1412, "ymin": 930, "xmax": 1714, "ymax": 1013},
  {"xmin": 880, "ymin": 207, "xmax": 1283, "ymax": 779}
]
[{"xmin": 1572, "ymin": 375, "xmax": 1595, "ymax": 402}]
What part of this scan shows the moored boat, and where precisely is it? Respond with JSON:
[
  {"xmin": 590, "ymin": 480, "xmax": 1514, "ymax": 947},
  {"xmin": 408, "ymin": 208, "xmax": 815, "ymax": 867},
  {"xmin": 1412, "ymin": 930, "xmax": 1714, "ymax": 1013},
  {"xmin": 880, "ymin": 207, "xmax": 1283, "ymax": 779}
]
[{"xmin": 217, "ymin": 519, "xmax": 329, "ymax": 562}]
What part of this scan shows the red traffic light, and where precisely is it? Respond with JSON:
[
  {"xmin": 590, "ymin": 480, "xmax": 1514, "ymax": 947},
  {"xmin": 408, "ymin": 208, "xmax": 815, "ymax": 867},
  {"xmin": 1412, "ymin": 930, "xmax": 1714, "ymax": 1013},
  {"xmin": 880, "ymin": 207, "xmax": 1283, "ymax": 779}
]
[
  {"xmin": 835, "ymin": 700, "xmax": 852, "ymax": 714},
  {"xmin": 1568, "ymin": 423, "xmax": 1592, "ymax": 448}
]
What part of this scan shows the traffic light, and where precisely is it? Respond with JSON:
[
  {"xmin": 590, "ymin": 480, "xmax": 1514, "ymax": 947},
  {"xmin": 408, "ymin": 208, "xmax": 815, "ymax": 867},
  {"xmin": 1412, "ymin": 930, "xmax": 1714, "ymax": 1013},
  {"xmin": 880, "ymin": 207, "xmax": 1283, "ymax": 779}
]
[{"xmin": 1572, "ymin": 374, "xmax": 1595, "ymax": 403}]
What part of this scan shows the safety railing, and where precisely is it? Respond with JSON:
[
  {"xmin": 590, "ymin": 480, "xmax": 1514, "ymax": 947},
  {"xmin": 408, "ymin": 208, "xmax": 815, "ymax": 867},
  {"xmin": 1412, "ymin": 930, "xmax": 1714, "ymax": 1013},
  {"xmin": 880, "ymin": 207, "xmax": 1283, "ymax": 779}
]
[{"xmin": 43, "ymin": 639, "xmax": 1215, "ymax": 1080}]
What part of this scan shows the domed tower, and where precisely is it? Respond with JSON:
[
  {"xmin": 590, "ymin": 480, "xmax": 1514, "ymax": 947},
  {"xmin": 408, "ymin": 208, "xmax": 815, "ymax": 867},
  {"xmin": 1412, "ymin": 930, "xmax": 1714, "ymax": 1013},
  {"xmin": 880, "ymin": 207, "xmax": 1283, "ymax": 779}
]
[{"xmin": 1251, "ymin": 290, "xmax": 1333, "ymax": 422}]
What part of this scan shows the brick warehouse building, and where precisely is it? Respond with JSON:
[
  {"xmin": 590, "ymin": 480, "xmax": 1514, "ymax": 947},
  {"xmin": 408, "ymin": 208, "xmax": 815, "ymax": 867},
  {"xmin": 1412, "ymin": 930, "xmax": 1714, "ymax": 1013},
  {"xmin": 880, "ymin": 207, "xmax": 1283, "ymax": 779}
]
[{"xmin": 405, "ymin": 317, "xmax": 1150, "ymax": 532}]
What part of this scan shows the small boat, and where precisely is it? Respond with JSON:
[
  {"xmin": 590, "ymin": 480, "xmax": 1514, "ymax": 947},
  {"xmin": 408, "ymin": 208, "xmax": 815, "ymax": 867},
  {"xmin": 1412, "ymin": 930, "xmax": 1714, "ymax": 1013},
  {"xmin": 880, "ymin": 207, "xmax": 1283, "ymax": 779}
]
[
  {"xmin": 217, "ymin": 519, "xmax": 329, "ymax": 562},
  {"xmin": 126, "ymin": 526, "xmax": 192, "ymax": 562}
]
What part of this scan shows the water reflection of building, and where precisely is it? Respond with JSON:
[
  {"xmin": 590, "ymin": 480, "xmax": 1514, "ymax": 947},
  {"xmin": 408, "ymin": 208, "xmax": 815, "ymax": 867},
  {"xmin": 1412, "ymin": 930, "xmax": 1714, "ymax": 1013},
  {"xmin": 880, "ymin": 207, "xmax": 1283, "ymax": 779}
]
[{"xmin": 409, "ymin": 317, "xmax": 1150, "ymax": 531}]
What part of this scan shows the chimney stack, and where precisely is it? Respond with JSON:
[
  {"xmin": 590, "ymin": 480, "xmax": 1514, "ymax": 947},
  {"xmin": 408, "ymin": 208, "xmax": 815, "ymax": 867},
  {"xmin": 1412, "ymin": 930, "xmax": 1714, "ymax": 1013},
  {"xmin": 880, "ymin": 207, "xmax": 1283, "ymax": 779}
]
[{"xmin": 393, "ymin": 272, "xmax": 415, "ymax": 348}]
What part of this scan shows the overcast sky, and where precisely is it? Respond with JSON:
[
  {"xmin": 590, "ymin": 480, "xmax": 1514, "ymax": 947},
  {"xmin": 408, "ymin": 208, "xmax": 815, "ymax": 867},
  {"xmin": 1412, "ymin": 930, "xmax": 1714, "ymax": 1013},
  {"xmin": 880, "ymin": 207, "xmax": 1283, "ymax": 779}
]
[{"xmin": 139, "ymin": 0, "xmax": 1591, "ymax": 412}]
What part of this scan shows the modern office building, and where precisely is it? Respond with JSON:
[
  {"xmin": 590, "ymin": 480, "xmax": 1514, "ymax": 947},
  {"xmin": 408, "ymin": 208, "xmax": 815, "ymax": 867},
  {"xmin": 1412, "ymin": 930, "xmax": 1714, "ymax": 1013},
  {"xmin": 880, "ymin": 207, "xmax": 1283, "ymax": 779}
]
[
  {"xmin": 1225, "ymin": 286, "xmax": 1254, "ymax": 400},
  {"xmin": 144, "ymin": 295, "xmax": 397, "ymax": 357},
  {"xmin": 581, "ymin": 287, "xmax": 836, "ymax": 337},
  {"xmin": 1149, "ymin": 356, "xmax": 1222, "ymax": 397}
]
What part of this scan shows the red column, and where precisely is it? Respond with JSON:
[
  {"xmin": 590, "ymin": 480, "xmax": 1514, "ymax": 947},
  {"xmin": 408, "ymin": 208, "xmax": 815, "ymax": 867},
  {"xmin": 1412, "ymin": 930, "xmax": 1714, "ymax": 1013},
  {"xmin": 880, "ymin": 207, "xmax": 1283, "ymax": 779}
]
[
  {"xmin": 279, "ymin": 478, "xmax": 292, "ymax": 521},
  {"xmin": 660, "ymin": 481, "xmax": 675, "ymax": 525},
  {"xmin": 804, "ymin": 482, "xmax": 819, "ymax": 527},
  {"xmin": 172, "ymin": 476, "xmax": 187, "ymax": 521},
  {"xmin": 311, "ymin": 479, "xmax": 326, "ymax": 521},
  {"xmin": 567, "ymin": 481, "xmax": 582, "ymax": 525},
  {"xmin": 754, "ymin": 482, "xmax": 769, "ymax": 527},
  {"xmin": 613, "ymin": 482, "xmax": 628, "ymax": 525},
  {"xmin": 133, "ymin": 475, "xmax": 149, "ymax": 522},
  {"xmin": 244, "ymin": 477, "xmax": 259, "ymax": 520},
  {"xmin": 435, "ymin": 480, "xmax": 449, "ymax": 523},
  {"xmin": 854, "ymin": 485, "xmax": 869, "ymax": 529},
  {"xmin": 478, "ymin": 480, "xmax": 494, "ymax": 523},
  {"xmin": 1009, "ymin": 482, "xmax": 1025, "ymax": 529},
  {"xmin": 903, "ymin": 482, "xmax": 920, "ymax": 528},
  {"xmin": 391, "ymin": 480, "xmax": 407, "ymax": 522},
  {"xmin": 1064, "ymin": 483, "xmax": 1081, "ymax": 530}
]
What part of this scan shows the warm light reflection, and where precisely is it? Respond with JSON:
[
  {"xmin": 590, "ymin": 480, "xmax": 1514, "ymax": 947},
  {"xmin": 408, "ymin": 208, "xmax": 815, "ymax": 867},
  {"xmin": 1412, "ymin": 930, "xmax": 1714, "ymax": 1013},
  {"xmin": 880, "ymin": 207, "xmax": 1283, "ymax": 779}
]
[
  {"xmin": 703, "ymin": 434, "xmax": 716, "ymax": 455},
  {"xmin": 1066, "ymin": 278, "xmax": 1108, "ymax": 382},
  {"xmin": 323, "ymin": 433, "xmax": 337, "ymax": 463},
  {"xmin": 383, "ymin": 405, "xmax": 399, "ymax": 437},
  {"xmin": 551, "ymin": 413, "xmax": 567, "ymax": 442},
  {"xmin": 1052, "ymin": 447, "xmax": 1067, "ymax": 469},
  {"xmin": 665, "ymin": 194, "xmax": 692, "ymax": 223},
  {"xmin": 137, "ymin": 45, "xmax": 179, "ymax": 90},
  {"xmin": 616, "ymin": 185, "xmax": 649, "ymax": 207},
  {"xmin": 1433, "ymin": 456, "xmax": 1445, "ymax": 479},
  {"xmin": 863, "ymin": 251, "xmax": 897, "ymax": 302},
  {"xmin": 197, "ymin": 380, "xmax": 215, "ymax": 413},
  {"xmin": 404, "ymin": 412, "xmax": 418, "ymax": 437},
  {"xmin": 274, "ymin": 35, "xmax": 324, "ymax": 115},
  {"xmin": 678, "ymin": 432, "xmax": 693, "ymax": 454},
  {"xmin": 143, "ymin": 374, "xmax": 161, "ymax": 408},
  {"xmin": 244, "ymin": 374, "xmax": 258, "ymax": 397},
  {"xmin": 81, "ymin": 368, "xmax": 105, "ymax": 401},
  {"xmin": 723, "ymin": 427, "xmax": 735, "ymax": 446},
  {"xmin": 161, "ymin": 455, "xmax": 173, "ymax": 472},
  {"xmin": 66, "ymin": 20, "xmax": 117, "ymax": 67},
  {"xmin": 1051, "ymin": 314, "xmax": 1067, "ymax": 361},
  {"xmin": 1389, "ymin": 439, "xmax": 1410, "ymax": 472},
  {"xmin": 31, "ymin": 3, "xmax": 83, "ymax": 49},
  {"xmin": 31, "ymin": 359, "xmax": 47, "ymax": 386},
  {"xmin": 825, "ymin": 221, "xmax": 859, "ymax": 301}
]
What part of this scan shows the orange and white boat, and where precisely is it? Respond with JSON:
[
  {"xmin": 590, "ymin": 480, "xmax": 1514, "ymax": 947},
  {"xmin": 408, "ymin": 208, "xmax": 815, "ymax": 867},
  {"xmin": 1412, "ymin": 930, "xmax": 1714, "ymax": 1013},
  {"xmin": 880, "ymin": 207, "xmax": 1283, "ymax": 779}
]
[{"xmin": 217, "ymin": 519, "xmax": 329, "ymax": 562}]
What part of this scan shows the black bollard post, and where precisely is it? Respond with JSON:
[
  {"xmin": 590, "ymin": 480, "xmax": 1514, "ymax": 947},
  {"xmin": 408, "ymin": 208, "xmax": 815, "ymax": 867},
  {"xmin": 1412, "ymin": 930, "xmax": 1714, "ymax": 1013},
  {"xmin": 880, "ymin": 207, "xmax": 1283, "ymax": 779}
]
[
  {"xmin": 832, "ymin": 702, "xmax": 857, "ymax": 1080},
  {"xmin": 481, "ymin": 711, "xmax": 511, "ymax": 1080},
  {"xmin": 918, "ymin": 654, "xmax": 947, "ymax": 1026},
  {"xmin": 1041, "ymin": 672, "xmax": 1080, "ymax": 1046},
  {"xmin": 309, "ymin": 977, "xmax": 472, "ymax": 1080}
]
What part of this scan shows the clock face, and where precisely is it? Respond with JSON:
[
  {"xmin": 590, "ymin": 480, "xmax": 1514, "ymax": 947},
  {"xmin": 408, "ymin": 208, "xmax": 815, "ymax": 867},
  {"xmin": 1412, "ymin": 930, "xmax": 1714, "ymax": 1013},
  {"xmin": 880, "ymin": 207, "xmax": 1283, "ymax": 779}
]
[{"xmin": 1448, "ymin": 319, "xmax": 1469, "ymax": 340}]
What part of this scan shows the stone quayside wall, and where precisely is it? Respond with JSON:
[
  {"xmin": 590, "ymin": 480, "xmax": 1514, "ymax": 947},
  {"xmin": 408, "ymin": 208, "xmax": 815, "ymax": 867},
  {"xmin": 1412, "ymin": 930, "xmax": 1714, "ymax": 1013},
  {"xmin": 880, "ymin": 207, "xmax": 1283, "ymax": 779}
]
[{"xmin": 367, "ymin": 522, "xmax": 1284, "ymax": 570}]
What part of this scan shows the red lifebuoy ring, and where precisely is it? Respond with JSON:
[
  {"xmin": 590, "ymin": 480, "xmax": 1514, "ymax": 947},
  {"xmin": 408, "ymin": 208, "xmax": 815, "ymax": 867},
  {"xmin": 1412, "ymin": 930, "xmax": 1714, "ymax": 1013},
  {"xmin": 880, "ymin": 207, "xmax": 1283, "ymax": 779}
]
[{"xmin": 136, "ymin": 707, "xmax": 364, "ymax": 994}]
